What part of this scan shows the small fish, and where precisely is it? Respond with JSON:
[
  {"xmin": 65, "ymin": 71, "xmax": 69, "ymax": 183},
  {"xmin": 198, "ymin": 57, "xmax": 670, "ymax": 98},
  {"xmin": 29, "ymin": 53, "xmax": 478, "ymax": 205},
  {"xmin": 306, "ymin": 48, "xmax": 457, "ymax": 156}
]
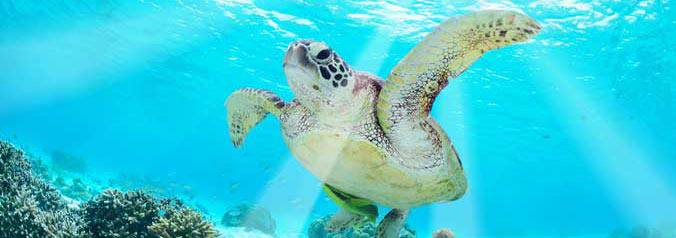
[
  {"xmin": 290, "ymin": 198, "xmax": 303, "ymax": 206},
  {"xmin": 260, "ymin": 165, "xmax": 274, "ymax": 173},
  {"xmin": 228, "ymin": 182, "xmax": 240, "ymax": 193}
]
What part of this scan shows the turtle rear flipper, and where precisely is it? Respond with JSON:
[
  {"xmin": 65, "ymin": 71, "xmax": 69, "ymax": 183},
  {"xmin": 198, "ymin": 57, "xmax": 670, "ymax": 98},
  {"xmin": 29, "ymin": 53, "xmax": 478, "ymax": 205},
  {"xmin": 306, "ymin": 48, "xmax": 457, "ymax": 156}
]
[
  {"xmin": 376, "ymin": 209, "xmax": 410, "ymax": 238},
  {"xmin": 323, "ymin": 184, "xmax": 378, "ymax": 226},
  {"xmin": 325, "ymin": 208, "xmax": 366, "ymax": 232},
  {"xmin": 226, "ymin": 88, "xmax": 286, "ymax": 147}
]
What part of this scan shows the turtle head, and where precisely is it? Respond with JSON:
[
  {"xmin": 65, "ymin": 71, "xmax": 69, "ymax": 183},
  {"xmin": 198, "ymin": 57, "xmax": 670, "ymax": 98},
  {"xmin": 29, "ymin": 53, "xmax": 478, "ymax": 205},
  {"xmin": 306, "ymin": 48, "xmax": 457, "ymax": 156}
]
[{"xmin": 283, "ymin": 40, "xmax": 356, "ymax": 108}]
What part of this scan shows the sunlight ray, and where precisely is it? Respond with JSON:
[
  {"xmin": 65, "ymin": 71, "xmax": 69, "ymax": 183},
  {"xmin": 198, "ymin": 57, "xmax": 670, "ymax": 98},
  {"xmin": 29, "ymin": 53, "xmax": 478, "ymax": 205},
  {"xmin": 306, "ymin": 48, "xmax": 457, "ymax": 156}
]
[
  {"xmin": 255, "ymin": 28, "xmax": 398, "ymax": 235},
  {"xmin": 532, "ymin": 57, "xmax": 676, "ymax": 225},
  {"xmin": 430, "ymin": 79, "xmax": 481, "ymax": 237},
  {"xmin": 250, "ymin": 154, "xmax": 323, "ymax": 236},
  {"xmin": 250, "ymin": 1, "xmax": 436, "ymax": 236}
]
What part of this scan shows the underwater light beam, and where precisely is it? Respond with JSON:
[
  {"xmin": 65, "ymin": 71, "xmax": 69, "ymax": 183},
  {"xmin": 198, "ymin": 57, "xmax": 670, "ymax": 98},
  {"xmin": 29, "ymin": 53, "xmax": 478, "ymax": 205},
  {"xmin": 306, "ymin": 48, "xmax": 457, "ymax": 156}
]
[
  {"xmin": 248, "ymin": 154, "xmax": 324, "ymax": 236},
  {"xmin": 532, "ymin": 57, "xmax": 676, "ymax": 225},
  {"xmin": 430, "ymin": 82, "xmax": 481, "ymax": 237},
  {"xmin": 249, "ymin": 7, "xmax": 404, "ymax": 238},
  {"xmin": 251, "ymin": 1, "xmax": 408, "ymax": 234}
]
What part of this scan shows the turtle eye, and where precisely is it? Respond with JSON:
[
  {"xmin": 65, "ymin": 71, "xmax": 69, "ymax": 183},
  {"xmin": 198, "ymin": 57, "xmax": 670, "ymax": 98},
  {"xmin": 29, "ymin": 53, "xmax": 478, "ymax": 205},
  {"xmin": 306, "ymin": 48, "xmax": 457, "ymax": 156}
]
[
  {"xmin": 316, "ymin": 49, "xmax": 331, "ymax": 60},
  {"xmin": 307, "ymin": 42, "xmax": 333, "ymax": 63}
]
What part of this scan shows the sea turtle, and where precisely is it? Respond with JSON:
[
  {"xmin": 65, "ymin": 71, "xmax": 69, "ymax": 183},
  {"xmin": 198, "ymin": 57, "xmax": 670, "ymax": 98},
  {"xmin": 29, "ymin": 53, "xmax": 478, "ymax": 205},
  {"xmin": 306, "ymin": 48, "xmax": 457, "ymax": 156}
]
[{"xmin": 226, "ymin": 10, "xmax": 540, "ymax": 237}]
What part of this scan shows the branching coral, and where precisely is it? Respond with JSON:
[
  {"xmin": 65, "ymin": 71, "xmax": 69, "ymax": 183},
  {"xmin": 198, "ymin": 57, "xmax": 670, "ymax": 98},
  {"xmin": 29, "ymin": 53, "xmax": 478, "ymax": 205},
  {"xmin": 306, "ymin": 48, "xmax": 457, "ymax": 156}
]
[
  {"xmin": 0, "ymin": 188, "xmax": 80, "ymax": 238},
  {"xmin": 0, "ymin": 141, "xmax": 219, "ymax": 238},
  {"xmin": 81, "ymin": 189, "xmax": 160, "ymax": 238},
  {"xmin": 0, "ymin": 141, "xmax": 83, "ymax": 238},
  {"xmin": 81, "ymin": 189, "xmax": 219, "ymax": 238},
  {"xmin": 149, "ymin": 206, "xmax": 219, "ymax": 238},
  {"xmin": 29, "ymin": 156, "xmax": 51, "ymax": 181}
]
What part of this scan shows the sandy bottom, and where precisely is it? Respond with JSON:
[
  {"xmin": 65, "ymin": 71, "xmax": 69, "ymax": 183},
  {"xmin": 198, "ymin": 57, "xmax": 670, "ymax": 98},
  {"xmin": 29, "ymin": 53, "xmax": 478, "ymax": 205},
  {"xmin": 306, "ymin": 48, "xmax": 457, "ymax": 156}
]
[
  {"xmin": 216, "ymin": 226, "xmax": 307, "ymax": 238},
  {"xmin": 217, "ymin": 227, "xmax": 274, "ymax": 238}
]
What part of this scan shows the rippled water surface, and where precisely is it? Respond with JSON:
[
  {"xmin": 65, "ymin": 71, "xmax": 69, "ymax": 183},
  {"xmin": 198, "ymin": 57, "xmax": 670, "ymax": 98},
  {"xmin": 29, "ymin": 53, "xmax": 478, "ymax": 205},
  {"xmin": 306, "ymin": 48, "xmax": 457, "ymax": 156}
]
[{"xmin": 1, "ymin": 1, "xmax": 675, "ymax": 237}]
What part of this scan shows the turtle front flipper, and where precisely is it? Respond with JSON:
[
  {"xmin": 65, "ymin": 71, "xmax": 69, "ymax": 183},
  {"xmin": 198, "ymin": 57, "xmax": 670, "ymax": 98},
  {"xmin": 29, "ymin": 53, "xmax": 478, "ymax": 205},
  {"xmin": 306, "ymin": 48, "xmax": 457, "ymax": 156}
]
[
  {"xmin": 377, "ymin": 10, "xmax": 540, "ymax": 157},
  {"xmin": 225, "ymin": 88, "xmax": 286, "ymax": 147},
  {"xmin": 378, "ymin": 10, "xmax": 541, "ymax": 129}
]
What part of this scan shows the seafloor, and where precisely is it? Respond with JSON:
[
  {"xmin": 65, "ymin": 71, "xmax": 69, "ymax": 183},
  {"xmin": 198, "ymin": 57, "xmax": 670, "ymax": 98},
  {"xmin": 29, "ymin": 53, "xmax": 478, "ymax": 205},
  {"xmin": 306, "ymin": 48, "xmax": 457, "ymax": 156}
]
[
  {"xmin": 0, "ymin": 139, "xmax": 418, "ymax": 238},
  {"xmin": 2, "ymin": 139, "xmax": 674, "ymax": 238}
]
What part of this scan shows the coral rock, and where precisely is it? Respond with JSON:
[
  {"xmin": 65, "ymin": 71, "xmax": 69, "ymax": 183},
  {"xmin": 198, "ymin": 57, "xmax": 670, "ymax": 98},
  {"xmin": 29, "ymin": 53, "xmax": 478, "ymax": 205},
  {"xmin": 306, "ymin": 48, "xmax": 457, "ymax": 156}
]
[
  {"xmin": 308, "ymin": 215, "xmax": 416, "ymax": 238},
  {"xmin": 222, "ymin": 204, "xmax": 276, "ymax": 235},
  {"xmin": 432, "ymin": 229, "xmax": 455, "ymax": 238}
]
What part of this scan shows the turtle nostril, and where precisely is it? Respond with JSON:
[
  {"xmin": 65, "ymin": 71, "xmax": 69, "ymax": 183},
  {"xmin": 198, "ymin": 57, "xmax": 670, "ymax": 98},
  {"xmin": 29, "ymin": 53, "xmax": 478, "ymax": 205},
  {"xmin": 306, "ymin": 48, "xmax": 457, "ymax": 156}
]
[
  {"xmin": 298, "ymin": 39, "xmax": 312, "ymax": 46},
  {"xmin": 287, "ymin": 43, "xmax": 297, "ymax": 52}
]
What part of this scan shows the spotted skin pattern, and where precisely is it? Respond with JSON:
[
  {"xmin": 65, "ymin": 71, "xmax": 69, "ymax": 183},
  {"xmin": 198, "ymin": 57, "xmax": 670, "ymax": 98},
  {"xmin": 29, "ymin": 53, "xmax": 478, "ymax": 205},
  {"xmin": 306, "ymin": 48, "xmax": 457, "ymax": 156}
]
[
  {"xmin": 376, "ymin": 209, "xmax": 409, "ymax": 238},
  {"xmin": 319, "ymin": 52, "xmax": 352, "ymax": 88},
  {"xmin": 325, "ymin": 208, "xmax": 367, "ymax": 232},
  {"xmin": 225, "ymin": 10, "xmax": 540, "ymax": 238},
  {"xmin": 292, "ymin": 40, "xmax": 353, "ymax": 89}
]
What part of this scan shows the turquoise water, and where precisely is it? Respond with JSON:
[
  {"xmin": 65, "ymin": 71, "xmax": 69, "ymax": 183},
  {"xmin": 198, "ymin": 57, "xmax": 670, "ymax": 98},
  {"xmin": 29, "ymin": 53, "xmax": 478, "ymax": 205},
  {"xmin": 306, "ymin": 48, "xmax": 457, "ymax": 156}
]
[{"xmin": 1, "ymin": 1, "xmax": 675, "ymax": 237}]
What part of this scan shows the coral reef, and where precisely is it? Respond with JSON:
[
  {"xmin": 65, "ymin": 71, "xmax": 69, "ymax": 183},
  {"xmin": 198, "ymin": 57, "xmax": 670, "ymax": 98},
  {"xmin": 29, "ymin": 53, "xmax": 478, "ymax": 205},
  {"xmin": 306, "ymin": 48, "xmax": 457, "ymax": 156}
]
[
  {"xmin": 29, "ymin": 156, "xmax": 52, "ymax": 181},
  {"xmin": 149, "ymin": 206, "xmax": 219, "ymax": 238},
  {"xmin": 81, "ymin": 189, "xmax": 160, "ymax": 237},
  {"xmin": 81, "ymin": 189, "xmax": 220, "ymax": 238},
  {"xmin": 0, "ymin": 141, "xmax": 219, "ymax": 238},
  {"xmin": 222, "ymin": 204, "xmax": 276, "ymax": 235},
  {"xmin": 308, "ymin": 215, "xmax": 416, "ymax": 238},
  {"xmin": 0, "ymin": 188, "xmax": 83, "ymax": 238},
  {"xmin": 0, "ymin": 141, "xmax": 83, "ymax": 238}
]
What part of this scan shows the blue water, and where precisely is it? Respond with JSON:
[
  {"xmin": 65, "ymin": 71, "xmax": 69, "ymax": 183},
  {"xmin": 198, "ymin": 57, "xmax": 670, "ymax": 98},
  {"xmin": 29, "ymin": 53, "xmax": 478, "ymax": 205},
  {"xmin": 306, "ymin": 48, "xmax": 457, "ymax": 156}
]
[{"xmin": 1, "ymin": 1, "xmax": 675, "ymax": 237}]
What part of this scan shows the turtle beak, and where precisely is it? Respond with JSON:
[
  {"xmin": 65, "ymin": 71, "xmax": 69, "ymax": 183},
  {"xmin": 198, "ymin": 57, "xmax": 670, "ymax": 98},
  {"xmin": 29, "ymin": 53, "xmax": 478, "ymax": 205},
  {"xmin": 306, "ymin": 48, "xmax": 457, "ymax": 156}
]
[{"xmin": 283, "ymin": 41, "xmax": 312, "ymax": 69}]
